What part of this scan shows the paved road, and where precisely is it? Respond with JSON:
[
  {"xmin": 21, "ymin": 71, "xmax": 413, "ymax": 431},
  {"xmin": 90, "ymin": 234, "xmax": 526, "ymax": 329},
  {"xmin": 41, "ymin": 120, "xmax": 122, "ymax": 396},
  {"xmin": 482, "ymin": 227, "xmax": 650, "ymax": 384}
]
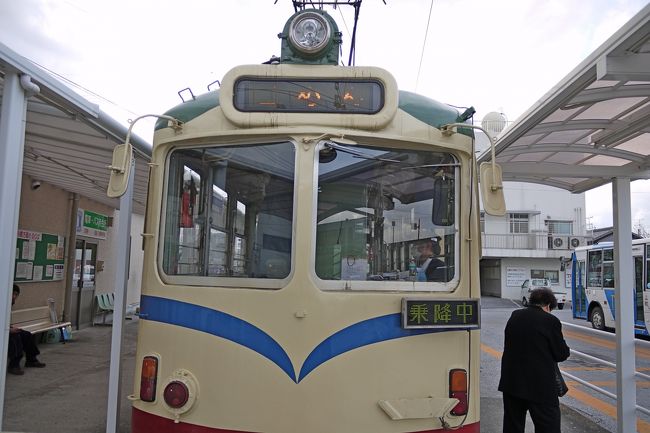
[{"xmin": 0, "ymin": 300, "xmax": 619, "ymax": 432}]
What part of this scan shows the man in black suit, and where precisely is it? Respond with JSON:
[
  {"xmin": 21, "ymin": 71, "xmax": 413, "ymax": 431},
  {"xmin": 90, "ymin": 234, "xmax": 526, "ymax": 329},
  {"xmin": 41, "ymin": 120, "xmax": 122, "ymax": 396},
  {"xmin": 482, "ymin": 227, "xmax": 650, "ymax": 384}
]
[
  {"xmin": 498, "ymin": 287, "xmax": 570, "ymax": 433},
  {"xmin": 415, "ymin": 237, "xmax": 446, "ymax": 282}
]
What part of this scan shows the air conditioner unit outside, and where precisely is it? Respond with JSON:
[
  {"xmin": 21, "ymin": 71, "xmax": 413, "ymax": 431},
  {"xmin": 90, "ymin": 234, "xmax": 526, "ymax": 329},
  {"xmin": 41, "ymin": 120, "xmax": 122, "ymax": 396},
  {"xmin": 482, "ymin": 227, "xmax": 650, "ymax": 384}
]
[
  {"xmin": 550, "ymin": 236, "xmax": 566, "ymax": 250},
  {"xmin": 568, "ymin": 236, "xmax": 583, "ymax": 249}
]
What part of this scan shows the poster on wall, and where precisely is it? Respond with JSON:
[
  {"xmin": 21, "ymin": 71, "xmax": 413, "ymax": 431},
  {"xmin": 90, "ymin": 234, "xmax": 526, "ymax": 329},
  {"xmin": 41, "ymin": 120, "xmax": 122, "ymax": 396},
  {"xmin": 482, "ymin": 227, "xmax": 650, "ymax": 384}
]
[
  {"xmin": 506, "ymin": 267, "xmax": 527, "ymax": 287},
  {"xmin": 76, "ymin": 208, "xmax": 108, "ymax": 239},
  {"xmin": 14, "ymin": 229, "xmax": 65, "ymax": 282}
]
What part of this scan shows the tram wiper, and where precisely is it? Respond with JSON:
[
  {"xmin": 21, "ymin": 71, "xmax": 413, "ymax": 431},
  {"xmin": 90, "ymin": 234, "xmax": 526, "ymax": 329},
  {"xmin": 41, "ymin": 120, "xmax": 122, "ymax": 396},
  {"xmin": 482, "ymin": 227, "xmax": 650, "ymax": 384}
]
[
  {"xmin": 401, "ymin": 162, "xmax": 461, "ymax": 170},
  {"xmin": 324, "ymin": 142, "xmax": 401, "ymax": 163}
]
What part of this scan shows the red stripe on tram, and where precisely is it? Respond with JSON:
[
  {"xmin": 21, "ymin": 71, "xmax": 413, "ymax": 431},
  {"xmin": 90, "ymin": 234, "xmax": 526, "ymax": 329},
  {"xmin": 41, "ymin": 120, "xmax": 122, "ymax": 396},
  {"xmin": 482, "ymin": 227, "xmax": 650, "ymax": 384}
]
[{"xmin": 133, "ymin": 407, "xmax": 479, "ymax": 433}]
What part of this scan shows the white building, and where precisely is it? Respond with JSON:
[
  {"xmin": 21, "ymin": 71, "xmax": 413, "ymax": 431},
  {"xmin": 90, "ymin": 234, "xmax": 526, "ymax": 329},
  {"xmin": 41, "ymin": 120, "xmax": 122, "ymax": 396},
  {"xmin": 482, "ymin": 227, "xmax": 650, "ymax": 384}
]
[{"xmin": 476, "ymin": 126, "xmax": 591, "ymax": 301}]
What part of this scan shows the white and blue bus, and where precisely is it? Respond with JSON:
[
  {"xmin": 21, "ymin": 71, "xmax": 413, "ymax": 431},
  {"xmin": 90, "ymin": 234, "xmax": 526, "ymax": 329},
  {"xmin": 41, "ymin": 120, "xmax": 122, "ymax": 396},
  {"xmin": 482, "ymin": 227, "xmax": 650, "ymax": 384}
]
[{"xmin": 571, "ymin": 239, "xmax": 649, "ymax": 336}]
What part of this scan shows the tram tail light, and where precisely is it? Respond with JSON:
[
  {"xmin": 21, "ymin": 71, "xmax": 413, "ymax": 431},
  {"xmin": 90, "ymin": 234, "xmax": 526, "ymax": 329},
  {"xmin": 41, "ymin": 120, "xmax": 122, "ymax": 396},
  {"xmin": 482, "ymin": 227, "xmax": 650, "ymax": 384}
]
[
  {"xmin": 449, "ymin": 368, "xmax": 468, "ymax": 416},
  {"xmin": 140, "ymin": 356, "xmax": 158, "ymax": 402},
  {"xmin": 163, "ymin": 381, "xmax": 190, "ymax": 409}
]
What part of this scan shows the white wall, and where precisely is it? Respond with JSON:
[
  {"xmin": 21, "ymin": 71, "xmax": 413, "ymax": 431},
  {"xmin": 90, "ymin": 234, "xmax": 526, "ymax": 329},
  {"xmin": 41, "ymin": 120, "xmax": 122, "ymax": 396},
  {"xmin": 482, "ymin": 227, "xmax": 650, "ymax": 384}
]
[
  {"xmin": 101, "ymin": 210, "xmax": 144, "ymax": 306},
  {"xmin": 500, "ymin": 257, "xmax": 568, "ymax": 300}
]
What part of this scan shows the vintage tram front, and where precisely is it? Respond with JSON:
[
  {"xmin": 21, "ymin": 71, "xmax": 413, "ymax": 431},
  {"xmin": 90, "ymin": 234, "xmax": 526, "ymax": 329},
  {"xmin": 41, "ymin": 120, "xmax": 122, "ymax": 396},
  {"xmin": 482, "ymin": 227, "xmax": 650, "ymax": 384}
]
[{"xmin": 130, "ymin": 9, "xmax": 483, "ymax": 433}]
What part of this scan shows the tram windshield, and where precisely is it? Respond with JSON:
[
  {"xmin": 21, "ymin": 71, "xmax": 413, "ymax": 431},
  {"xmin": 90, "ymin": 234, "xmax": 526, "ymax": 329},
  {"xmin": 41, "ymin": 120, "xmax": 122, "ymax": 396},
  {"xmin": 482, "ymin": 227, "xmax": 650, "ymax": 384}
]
[
  {"xmin": 316, "ymin": 142, "xmax": 458, "ymax": 290},
  {"xmin": 161, "ymin": 142, "xmax": 295, "ymax": 280}
]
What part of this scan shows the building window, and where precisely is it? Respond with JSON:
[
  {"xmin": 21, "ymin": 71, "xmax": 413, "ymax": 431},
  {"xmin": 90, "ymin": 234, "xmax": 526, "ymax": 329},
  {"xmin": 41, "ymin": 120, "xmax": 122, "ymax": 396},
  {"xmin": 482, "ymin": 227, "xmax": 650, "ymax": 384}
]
[
  {"xmin": 531, "ymin": 269, "xmax": 559, "ymax": 285},
  {"xmin": 548, "ymin": 220, "xmax": 573, "ymax": 235},
  {"xmin": 509, "ymin": 213, "xmax": 529, "ymax": 234}
]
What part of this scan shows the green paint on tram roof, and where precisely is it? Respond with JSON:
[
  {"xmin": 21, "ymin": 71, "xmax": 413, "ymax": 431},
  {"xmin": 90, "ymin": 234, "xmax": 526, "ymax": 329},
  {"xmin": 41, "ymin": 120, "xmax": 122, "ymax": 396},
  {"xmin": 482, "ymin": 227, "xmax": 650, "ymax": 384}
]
[
  {"xmin": 155, "ymin": 91, "xmax": 220, "ymax": 131},
  {"xmin": 398, "ymin": 91, "xmax": 474, "ymax": 138},
  {"xmin": 154, "ymin": 88, "xmax": 473, "ymax": 139}
]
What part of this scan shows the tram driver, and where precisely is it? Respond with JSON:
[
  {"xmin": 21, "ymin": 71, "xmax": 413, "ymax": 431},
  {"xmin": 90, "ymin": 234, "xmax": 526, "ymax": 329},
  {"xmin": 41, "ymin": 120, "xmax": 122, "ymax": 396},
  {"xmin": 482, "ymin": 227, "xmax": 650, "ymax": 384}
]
[{"xmin": 415, "ymin": 237, "xmax": 446, "ymax": 282}]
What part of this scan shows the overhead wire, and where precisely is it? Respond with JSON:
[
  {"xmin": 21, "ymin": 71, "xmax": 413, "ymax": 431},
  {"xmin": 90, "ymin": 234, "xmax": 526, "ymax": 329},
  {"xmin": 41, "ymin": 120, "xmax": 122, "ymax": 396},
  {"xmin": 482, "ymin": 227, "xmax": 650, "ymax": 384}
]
[
  {"xmin": 24, "ymin": 58, "xmax": 141, "ymax": 118},
  {"xmin": 415, "ymin": 0, "xmax": 435, "ymax": 92}
]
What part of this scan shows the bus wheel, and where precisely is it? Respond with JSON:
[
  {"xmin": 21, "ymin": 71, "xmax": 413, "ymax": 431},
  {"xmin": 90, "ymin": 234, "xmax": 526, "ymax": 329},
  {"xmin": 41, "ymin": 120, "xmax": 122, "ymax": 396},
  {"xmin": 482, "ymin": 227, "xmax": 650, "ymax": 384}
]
[{"xmin": 590, "ymin": 306, "xmax": 605, "ymax": 330}]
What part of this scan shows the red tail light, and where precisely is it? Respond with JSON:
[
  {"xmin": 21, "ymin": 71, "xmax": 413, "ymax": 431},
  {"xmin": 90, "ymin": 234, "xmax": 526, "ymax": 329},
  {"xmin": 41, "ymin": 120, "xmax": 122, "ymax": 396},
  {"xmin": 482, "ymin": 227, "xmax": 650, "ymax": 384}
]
[
  {"xmin": 140, "ymin": 356, "xmax": 158, "ymax": 402},
  {"xmin": 449, "ymin": 368, "xmax": 468, "ymax": 416},
  {"xmin": 163, "ymin": 381, "xmax": 190, "ymax": 408}
]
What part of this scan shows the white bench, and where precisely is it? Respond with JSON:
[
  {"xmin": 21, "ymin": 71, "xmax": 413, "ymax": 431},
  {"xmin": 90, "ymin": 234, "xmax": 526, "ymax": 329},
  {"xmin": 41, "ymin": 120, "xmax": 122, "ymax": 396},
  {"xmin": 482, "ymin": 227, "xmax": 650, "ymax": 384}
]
[{"xmin": 11, "ymin": 300, "xmax": 72, "ymax": 340}]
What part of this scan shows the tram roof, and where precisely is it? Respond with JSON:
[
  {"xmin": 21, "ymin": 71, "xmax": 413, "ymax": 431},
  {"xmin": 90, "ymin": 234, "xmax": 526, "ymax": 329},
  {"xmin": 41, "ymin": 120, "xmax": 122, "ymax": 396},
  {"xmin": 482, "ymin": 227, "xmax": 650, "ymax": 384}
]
[
  {"xmin": 0, "ymin": 41, "xmax": 152, "ymax": 214},
  {"xmin": 155, "ymin": 87, "xmax": 472, "ymax": 137},
  {"xmin": 478, "ymin": 4, "xmax": 650, "ymax": 194}
]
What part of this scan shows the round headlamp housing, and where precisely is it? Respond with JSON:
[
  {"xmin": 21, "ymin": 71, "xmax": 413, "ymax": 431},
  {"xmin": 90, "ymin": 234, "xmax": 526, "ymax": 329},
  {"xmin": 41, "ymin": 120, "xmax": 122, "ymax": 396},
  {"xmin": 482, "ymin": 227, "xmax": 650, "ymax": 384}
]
[{"xmin": 288, "ymin": 11, "xmax": 331, "ymax": 54}]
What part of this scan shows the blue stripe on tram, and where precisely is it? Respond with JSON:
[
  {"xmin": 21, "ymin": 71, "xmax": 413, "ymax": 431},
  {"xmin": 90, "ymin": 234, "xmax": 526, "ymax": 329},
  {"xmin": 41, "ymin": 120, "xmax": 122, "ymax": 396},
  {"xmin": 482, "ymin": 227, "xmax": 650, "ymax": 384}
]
[{"xmin": 140, "ymin": 296, "xmax": 444, "ymax": 383}]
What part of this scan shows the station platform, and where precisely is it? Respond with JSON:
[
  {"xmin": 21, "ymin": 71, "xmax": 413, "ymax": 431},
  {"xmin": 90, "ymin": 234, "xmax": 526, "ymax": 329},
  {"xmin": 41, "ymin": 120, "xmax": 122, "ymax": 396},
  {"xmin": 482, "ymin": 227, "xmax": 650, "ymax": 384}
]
[
  {"xmin": 481, "ymin": 396, "xmax": 609, "ymax": 432},
  {"xmin": 1, "ymin": 308, "xmax": 611, "ymax": 433}
]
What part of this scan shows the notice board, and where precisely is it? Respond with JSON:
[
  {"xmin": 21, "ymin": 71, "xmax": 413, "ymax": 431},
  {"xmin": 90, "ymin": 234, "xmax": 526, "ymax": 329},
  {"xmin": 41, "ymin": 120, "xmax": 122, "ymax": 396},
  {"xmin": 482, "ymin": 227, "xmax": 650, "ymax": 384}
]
[{"xmin": 14, "ymin": 229, "xmax": 66, "ymax": 282}]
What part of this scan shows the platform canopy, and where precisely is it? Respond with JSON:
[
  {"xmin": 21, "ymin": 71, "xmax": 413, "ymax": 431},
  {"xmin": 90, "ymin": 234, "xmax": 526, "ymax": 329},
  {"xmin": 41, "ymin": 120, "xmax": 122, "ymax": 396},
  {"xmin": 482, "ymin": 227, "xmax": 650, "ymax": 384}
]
[
  {"xmin": 0, "ymin": 41, "xmax": 151, "ymax": 214},
  {"xmin": 477, "ymin": 5, "xmax": 650, "ymax": 433},
  {"xmin": 479, "ymin": 4, "xmax": 650, "ymax": 194}
]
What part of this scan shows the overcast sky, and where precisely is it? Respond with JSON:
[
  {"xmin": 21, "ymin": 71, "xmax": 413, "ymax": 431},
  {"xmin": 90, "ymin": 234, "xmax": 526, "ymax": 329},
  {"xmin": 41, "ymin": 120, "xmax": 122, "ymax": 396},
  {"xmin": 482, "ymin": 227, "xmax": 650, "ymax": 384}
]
[{"xmin": 0, "ymin": 0, "xmax": 648, "ymax": 230}]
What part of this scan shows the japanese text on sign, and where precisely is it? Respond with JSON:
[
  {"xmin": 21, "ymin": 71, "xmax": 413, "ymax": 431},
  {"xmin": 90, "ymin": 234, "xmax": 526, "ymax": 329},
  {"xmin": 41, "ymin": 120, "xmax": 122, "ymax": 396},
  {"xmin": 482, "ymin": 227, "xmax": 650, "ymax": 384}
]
[{"xmin": 402, "ymin": 299, "xmax": 480, "ymax": 329}]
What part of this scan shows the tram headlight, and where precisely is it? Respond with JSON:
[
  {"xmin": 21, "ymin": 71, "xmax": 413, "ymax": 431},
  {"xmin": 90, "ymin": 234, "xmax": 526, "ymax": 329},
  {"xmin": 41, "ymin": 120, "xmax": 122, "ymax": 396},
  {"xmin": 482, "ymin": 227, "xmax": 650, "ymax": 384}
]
[{"xmin": 288, "ymin": 11, "xmax": 331, "ymax": 54}]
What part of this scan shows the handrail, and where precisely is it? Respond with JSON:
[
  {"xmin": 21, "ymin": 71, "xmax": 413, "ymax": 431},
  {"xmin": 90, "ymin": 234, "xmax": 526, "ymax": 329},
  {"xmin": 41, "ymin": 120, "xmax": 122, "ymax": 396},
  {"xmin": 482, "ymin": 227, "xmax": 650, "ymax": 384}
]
[
  {"xmin": 562, "ymin": 320, "xmax": 650, "ymax": 349},
  {"xmin": 559, "ymin": 321, "xmax": 650, "ymax": 417},
  {"xmin": 570, "ymin": 348, "xmax": 650, "ymax": 381}
]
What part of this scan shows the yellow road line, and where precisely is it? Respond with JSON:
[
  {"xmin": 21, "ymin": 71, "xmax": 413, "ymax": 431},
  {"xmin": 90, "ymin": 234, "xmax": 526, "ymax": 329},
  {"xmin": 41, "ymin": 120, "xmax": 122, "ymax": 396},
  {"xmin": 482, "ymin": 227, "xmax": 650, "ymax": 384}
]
[
  {"xmin": 564, "ymin": 381, "xmax": 650, "ymax": 433},
  {"xmin": 481, "ymin": 343, "xmax": 502, "ymax": 359},
  {"xmin": 481, "ymin": 343, "xmax": 650, "ymax": 431},
  {"xmin": 563, "ymin": 329, "xmax": 650, "ymax": 359}
]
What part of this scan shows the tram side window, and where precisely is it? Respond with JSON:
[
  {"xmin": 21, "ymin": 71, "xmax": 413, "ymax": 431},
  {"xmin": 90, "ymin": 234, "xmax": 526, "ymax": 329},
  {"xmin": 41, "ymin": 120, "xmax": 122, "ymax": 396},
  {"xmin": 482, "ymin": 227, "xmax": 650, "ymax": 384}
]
[
  {"xmin": 315, "ymin": 143, "xmax": 458, "ymax": 291},
  {"xmin": 162, "ymin": 142, "xmax": 295, "ymax": 281}
]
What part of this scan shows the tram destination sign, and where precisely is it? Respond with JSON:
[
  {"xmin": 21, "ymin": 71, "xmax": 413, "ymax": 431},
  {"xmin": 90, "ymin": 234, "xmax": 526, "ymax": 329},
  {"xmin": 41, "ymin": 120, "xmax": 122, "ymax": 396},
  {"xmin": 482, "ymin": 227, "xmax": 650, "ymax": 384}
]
[{"xmin": 402, "ymin": 298, "xmax": 480, "ymax": 329}]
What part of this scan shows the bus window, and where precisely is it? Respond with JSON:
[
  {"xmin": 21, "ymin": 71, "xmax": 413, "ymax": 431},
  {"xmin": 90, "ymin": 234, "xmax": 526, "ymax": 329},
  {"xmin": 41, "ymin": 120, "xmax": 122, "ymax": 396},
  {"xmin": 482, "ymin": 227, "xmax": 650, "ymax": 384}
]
[
  {"xmin": 587, "ymin": 250, "xmax": 602, "ymax": 287},
  {"xmin": 635, "ymin": 255, "xmax": 644, "ymax": 322},
  {"xmin": 602, "ymin": 248, "xmax": 614, "ymax": 288},
  {"xmin": 646, "ymin": 244, "xmax": 650, "ymax": 290},
  {"xmin": 315, "ymin": 143, "xmax": 458, "ymax": 290},
  {"xmin": 161, "ymin": 142, "xmax": 295, "ymax": 282}
]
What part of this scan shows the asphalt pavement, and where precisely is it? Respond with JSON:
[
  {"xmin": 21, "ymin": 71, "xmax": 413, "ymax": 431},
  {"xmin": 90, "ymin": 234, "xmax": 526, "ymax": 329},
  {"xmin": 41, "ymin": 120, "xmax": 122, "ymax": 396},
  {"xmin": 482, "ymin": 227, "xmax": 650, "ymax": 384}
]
[
  {"xmin": 2, "ymin": 318, "xmax": 137, "ymax": 433},
  {"xmin": 0, "ymin": 299, "xmax": 613, "ymax": 432}
]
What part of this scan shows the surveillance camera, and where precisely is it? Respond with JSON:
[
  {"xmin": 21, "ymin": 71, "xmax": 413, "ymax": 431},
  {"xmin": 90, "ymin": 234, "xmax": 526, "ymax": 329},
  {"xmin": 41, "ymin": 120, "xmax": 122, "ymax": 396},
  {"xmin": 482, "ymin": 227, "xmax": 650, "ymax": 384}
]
[{"xmin": 31, "ymin": 180, "xmax": 41, "ymax": 190}]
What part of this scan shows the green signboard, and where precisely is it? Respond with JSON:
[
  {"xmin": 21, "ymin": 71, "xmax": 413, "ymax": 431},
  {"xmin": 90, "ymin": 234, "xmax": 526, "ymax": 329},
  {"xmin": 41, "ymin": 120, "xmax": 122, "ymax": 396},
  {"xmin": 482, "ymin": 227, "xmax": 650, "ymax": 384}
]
[
  {"xmin": 14, "ymin": 229, "xmax": 66, "ymax": 282},
  {"xmin": 402, "ymin": 298, "xmax": 480, "ymax": 329},
  {"xmin": 76, "ymin": 208, "xmax": 108, "ymax": 239}
]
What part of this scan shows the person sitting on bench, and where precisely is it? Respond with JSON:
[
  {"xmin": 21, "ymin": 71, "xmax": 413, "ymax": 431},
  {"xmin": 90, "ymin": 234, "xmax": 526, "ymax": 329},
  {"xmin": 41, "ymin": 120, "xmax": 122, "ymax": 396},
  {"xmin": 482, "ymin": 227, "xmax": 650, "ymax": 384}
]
[{"xmin": 8, "ymin": 284, "xmax": 46, "ymax": 375}]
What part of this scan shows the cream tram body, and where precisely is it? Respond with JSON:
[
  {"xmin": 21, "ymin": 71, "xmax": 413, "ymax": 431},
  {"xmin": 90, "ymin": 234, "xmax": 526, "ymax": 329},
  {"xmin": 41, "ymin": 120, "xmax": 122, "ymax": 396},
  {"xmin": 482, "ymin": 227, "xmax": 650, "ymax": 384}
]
[{"xmin": 126, "ymin": 10, "xmax": 490, "ymax": 433}]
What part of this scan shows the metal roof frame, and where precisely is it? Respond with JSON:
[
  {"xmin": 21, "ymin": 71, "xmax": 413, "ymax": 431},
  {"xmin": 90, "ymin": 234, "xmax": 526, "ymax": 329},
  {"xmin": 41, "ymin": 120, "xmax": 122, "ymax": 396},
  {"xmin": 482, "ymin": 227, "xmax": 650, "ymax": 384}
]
[
  {"xmin": 0, "ymin": 41, "xmax": 151, "ymax": 214},
  {"xmin": 480, "ymin": 4, "xmax": 650, "ymax": 194}
]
